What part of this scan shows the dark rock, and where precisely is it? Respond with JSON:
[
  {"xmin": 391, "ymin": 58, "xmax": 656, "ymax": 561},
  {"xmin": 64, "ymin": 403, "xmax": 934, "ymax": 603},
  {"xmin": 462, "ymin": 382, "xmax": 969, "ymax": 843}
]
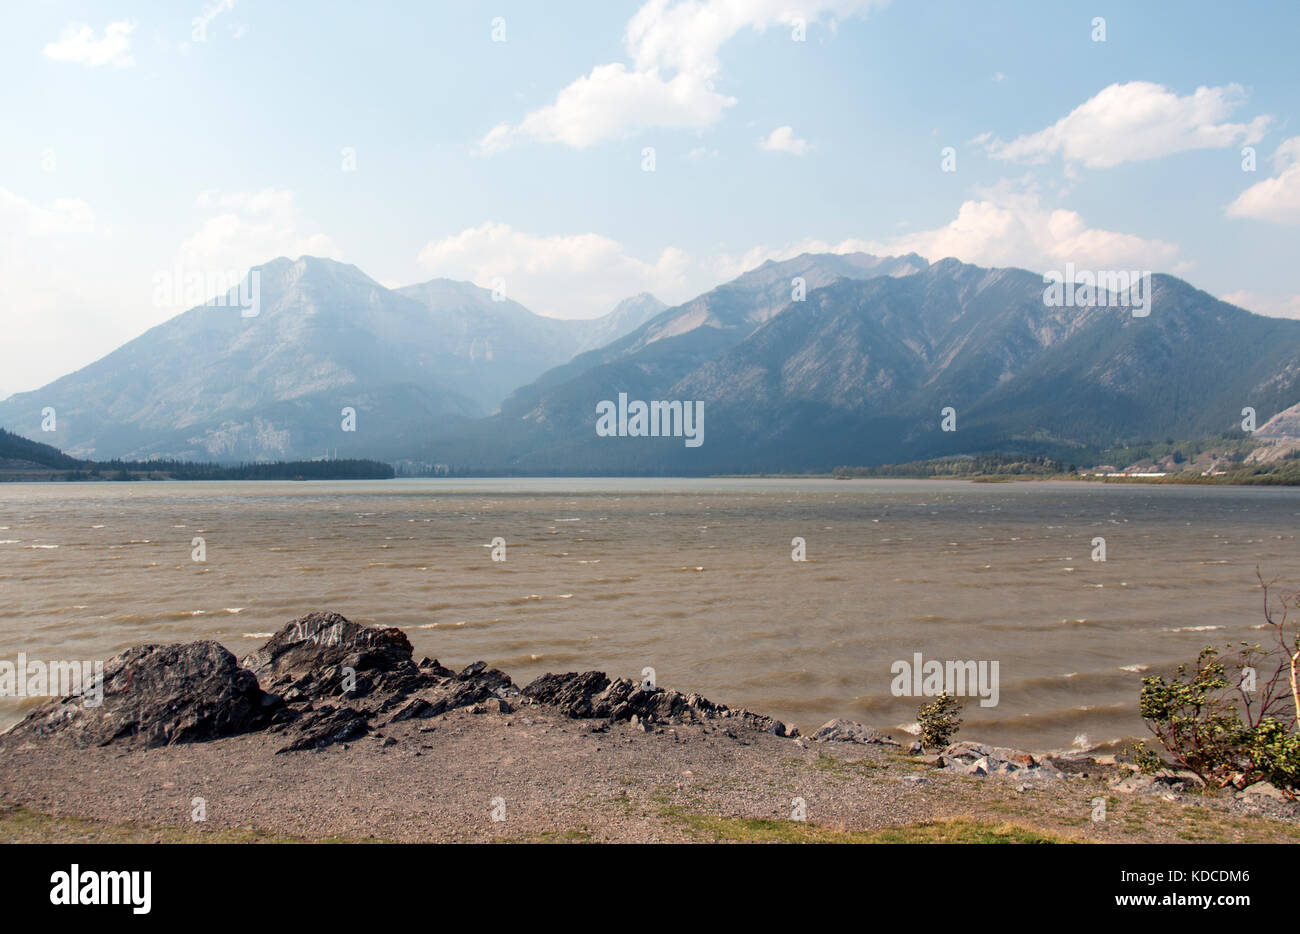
[
  {"xmin": 276, "ymin": 706, "xmax": 369, "ymax": 753},
  {"xmin": 241, "ymin": 611, "xmax": 419, "ymax": 701},
  {"xmin": 419, "ymin": 657, "xmax": 456, "ymax": 677},
  {"xmin": 522, "ymin": 671, "xmax": 612, "ymax": 717},
  {"xmin": 423, "ymin": 680, "xmax": 498, "ymax": 717},
  {"xmin": 385, "ymin": 697, "xmax": 431, "ymax": 723},
  {"xmin": 521, "ymin": 670, "xmax": 798, "ymax": 735},
  {"xmin": 6, "ymin": 641, "xmax": 281, "ymax": 749}
]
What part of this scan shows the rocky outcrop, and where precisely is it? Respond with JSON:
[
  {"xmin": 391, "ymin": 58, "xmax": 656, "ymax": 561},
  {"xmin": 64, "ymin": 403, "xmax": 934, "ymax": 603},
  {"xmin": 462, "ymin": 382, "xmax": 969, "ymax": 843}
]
[
  {"xmin": 6, "ymin": 641, "xmax": 283, "ymax": 748},
  {"xmin": 4, "ymin": 613, "xmax": 802, "ymax": 755},
  {"xmin": 241, "ymin": 611, "xmax": 436, "ymax": 702},
  {"xmin": 521, "ymin": 670, "xmax": 797, "ymax": 736},
  {"xmin": 245, "ymin": 613, "xmax": 519, "ymax": 752},
  {"xmin": 933, "ymin": 741, "xmax": 1060, "ymax": 779},
  {"xmin": 813, "ymin": 718, "xmax": 899, "ymax": 746}
]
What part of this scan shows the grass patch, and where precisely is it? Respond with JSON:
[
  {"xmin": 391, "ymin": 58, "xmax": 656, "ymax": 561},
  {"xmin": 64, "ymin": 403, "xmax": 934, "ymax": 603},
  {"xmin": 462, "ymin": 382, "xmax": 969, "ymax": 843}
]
[
  {"xmin": 0, "ymin": 805, "xmax": 362, "ymax": 844},
  {"xmin": 493, "ymin": 828, "xmax": 594, "ymax": 844},
  {"xmin": 660, "ymin": 806, "xmax": 1074, "ymax": 843}
]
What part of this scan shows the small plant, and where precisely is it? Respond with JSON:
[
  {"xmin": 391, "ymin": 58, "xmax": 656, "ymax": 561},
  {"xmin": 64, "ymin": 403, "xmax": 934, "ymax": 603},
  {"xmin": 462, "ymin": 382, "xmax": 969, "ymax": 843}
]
[
  {"xmin": 1136, "ymin": 573, "xmax": 1300, "ymax": 791},
  {"xmin": 917, "ymin": 692, "xmax": 963, "ymax": 748}
]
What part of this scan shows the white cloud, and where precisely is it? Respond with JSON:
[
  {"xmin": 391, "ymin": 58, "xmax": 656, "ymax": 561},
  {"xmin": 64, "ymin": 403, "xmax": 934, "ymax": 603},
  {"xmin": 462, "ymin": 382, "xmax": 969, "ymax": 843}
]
[
  {"xmin": 479, "ymin": 0, "xmax": 884, "ymax": 152},
  {"xmin": 717, "ymin": 181, "xmax": 1182, "ymax": 278},
  {"xmin": 1220, "ymin": 290, "xmax": 1300, "ymax": 320},
  {"xmin": 480, "ymin": 66, "xmax": 734, "ymax": 153},
  {"xmin": 987, "ymin": 82, "xmax": 1271, "ymax": 169},
  {"xmin": 1226, "ymin": 136, "xmax": 1300, "ymax": 224},
  {"xmin": 176, "ymin": 189, "xmax": 341, "ymax": 282},
  {"xmin": 417, "ymin": 222, "xmax": 699, "ymax": 318},
  {"xmin": 44, "ymin": 22, "xmax": 136, "ymax": 68},
  {"xmin": 0, "ymin": 189, "xmax": 96, "ymax": 238},
  {"xmin": 759, "ymin": 126, "xmax": 810, "ymax": 155},
  {"xmin": 192, "ymin": 0, "xmax": 236, "ymax": 42}
]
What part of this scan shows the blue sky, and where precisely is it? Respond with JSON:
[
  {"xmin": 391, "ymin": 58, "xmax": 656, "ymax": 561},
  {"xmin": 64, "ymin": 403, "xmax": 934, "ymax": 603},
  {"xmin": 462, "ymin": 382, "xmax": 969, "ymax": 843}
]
[{"xmin": 3, "ymin": 0, "xmax": 1298, "ymax": 399}]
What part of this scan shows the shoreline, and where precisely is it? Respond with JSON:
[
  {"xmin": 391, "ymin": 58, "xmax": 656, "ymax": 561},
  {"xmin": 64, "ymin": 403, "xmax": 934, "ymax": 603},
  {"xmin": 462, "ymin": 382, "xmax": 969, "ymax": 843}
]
[
  {"xmin": 1, "ymin": 612, "xmax": 1296, "ymax": 844},
  {"xmin": 6, "ymin": 470, "xmax": 1300, "ymax": 487}
]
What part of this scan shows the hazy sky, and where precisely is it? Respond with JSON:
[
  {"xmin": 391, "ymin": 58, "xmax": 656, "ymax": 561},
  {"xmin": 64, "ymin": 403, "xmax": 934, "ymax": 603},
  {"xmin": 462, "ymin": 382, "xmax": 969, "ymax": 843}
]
[{"xmin": 3, "ymin": 0, "xmax": 1298, "ymax": 399}]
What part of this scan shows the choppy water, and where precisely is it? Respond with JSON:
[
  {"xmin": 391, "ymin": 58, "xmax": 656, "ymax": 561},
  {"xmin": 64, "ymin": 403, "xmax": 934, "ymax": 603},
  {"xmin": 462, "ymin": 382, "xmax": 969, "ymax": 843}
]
[{"xmin": 1, "ymin": 477, "xmax": 1296, "ymax": 751}]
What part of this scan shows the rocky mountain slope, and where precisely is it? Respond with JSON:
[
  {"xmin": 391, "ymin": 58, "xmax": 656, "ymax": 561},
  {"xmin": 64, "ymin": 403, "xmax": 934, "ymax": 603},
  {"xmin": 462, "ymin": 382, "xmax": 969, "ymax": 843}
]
[
  {"xmin": 427, "ymin": 258, "xmax": 1300, "ymax": 473},
  {"xmin": 0, "ymin": 258, "xmax": 661, "ymax": 462}
]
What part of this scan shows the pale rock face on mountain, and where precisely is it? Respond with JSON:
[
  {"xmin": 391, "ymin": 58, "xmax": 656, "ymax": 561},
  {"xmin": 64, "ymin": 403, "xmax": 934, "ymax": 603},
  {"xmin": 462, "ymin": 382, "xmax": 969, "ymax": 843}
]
[
  {"xmin": 1254, "ymin": 400, "xmax": 1300, "ymax": 441},
  {"xmin": 1248, "ymin": 400, "xmax": 1300, "ymax": 463},
  {"xmin": 0, "ymin": 257, "xmax": 663, "ymax": 462}
]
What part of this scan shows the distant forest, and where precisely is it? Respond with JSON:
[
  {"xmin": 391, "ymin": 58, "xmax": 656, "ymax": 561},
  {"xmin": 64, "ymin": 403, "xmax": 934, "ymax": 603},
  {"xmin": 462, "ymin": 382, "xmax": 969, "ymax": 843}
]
[{"xmin": 0, "ymin": 428, "xmax": 395, "ymax": 481}]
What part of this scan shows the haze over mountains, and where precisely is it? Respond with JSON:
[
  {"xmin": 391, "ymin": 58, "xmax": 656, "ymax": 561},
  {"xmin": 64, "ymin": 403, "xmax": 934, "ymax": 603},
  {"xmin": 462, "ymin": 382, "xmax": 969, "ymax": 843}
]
[
  {"xmin": 0, "ymin": 257, "xmax": 663, "ymax": 462},
  {"xmin": 2, "ymin": 251, "xmax": 1298, "ymax": 474}
]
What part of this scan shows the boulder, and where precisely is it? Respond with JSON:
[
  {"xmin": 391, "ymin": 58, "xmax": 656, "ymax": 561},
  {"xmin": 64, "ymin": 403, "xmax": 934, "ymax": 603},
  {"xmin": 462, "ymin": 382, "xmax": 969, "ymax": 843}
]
[
  {"xmin": 813, "ymin": 718, "xmax": 898, "ymax": 745},
  {"xmin": 239, "ymin": 613, "xmax": 520, "ymax": 750},
  {"xmin": 1238, "ymin": 781, "xmax": 1289, "ymax": 801},
  {"xmin": 276, "ymin": 706, "xmax": 369, "ymax": 753},
  {"xmin": 522, "ymin": 671, "xmax": 612, "ymax": 717},
  {"xmin": 941, "ymin": 741, "xmax": 993, "ymax": 763},
  {"xmin": 1110, "ymin": 774, "xmax": 1188, "ymax": 795},
  {"xmin": 241, "ymin": 611, "xmax": 433, "ymax": 701},
  {"xmin": 521, "ymin": 671, "xmax": 797, "ymax": 735},
  {"xmin": 988, "ymin": 746, "xmax": 1037, "ymax": 767},
  {"xmin": 6, "ymin": 641, "xmax": 281, "ymax": 749}
]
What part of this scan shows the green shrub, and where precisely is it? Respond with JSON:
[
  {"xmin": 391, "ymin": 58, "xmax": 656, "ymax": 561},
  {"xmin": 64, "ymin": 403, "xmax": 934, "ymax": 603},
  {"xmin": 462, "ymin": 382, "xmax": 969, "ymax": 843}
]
[
  {"xmin": 1136, "ymin": 576, "xmax": 1300, "ymax": 790},
  {"xmin": 917, "ymin": 692, "xmax": 963, "ymax": 748}
]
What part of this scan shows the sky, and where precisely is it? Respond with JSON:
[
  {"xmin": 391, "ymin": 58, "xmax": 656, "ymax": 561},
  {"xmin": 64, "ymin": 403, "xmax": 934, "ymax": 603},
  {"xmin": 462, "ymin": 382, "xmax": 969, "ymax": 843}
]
[{"xmin": 3, "ymin": 0, "xmax": 1299, "ymax": 399}]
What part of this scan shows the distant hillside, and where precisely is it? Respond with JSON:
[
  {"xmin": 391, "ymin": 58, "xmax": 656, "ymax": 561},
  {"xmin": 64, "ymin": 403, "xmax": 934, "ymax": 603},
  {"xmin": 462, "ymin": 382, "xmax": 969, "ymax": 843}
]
[
  {"xmin": 419, "ymin": 257, "xmax": 1300, "ymax": 474},
  {"xmin": 0, "ymin": 428, "xmax": 393, "ymax": 481},
  {"xmin": 0, "ymin": 427, "xmax": 84, "ymax": 469}
]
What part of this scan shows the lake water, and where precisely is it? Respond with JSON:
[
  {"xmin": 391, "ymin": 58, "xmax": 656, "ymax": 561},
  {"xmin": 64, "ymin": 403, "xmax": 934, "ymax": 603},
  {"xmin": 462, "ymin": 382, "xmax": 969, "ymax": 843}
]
[{"xmin": 1, "ymin": 477, "xmax": 1296, "ymax": 751}]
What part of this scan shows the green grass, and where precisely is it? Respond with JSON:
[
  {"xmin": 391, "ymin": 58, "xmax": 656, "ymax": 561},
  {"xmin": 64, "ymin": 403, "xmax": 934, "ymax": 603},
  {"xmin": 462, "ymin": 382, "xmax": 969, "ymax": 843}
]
[
  {"xmin": 492, "ymin": 829, "xmax": 594, "ymax": 844},
  {"xmin": 659, "ymin": 805, "xmax": 1074, "ymax": 843},
  {"xmin": 0, "ymin": 806, "xmax": 365, "ymax": 844}
]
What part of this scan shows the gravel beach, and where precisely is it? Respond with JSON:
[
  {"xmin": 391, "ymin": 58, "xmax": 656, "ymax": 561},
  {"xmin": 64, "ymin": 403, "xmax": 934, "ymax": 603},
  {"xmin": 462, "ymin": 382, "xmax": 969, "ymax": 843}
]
[{"xmin": 1, "ymin": 613, "xmax": 1296, "ymax": 844}]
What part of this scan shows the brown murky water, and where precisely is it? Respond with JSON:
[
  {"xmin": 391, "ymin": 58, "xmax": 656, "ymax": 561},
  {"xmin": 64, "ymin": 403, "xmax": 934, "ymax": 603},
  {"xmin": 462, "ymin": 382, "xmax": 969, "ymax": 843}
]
[{"xmin": 1, "ymin": 478, "xmax": 1296, "ymax": 751}]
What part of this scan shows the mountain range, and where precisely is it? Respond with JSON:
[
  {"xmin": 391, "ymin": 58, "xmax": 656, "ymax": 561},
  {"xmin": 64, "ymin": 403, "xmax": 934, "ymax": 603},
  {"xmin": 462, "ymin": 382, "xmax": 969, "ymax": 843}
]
[
  {"xmin": 2, "ymin": 251, "xmax": 1298, "ymax": 474},
  {"xmin": 0, "ymin": 257, "xmax": 662, "ymax": 462}
]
